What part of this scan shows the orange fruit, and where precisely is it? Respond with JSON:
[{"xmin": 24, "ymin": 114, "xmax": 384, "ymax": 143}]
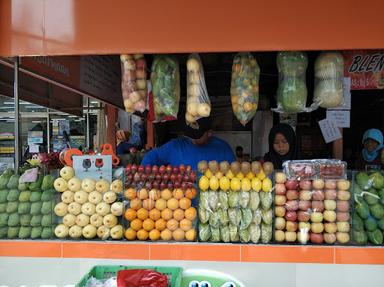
[
  {"xmin": 161, "ymin": 208, "xmax": 173, "ymax": 221},
  {"xmin": 142, "ymin": 218, "xmax": 155, "ymax": 231},
  {"xmin": 160, "ymin": 229, "xmax": 172, "ymax": 241},
  {"xmin": 143, "ymin": 199, "xmax": 155, "ymax": 210},
  {"xmin": 179, "ymin": 198, "xmax": 191, "ymax": 210},
  {"xmin": 172, "ymin": 228, "xmax": 185, "ymax": 241},
  {"xmin": 137, "ymin": 229, "xmax": 149, "ymax": 240},
  {"xmin": 124, "ymin": 208, "xmax": 137, "ymax": 221},
  {"xmin": 130, "ymin": 198, "xmax": 142, "ymax": 210},
  {"xmin": 167, "ymin": 198, "xmax": 179, "ymax": 210},
  {"xmin": 138, "ymin": 188, "xmax": 148, "ymax": 200},
  {"xmin": 185, "ymin": 188, "xmax": 197, "ymax": 199},
  {"xmin": 124, "ymin": 188, "xmax": 137, "ymax": 200},
  {"xmin": 149, "ymin": 189, "xmax": 160, "ymax": 200},
  {"xmin": 124, "ymin": 228, "xmax": 137, "ymax": 240},
  {"xmin": 149, "ymin": 209, "xmax": 161, "ymax": 221},
  {"xmin": 173, "ymin": 209, "xmax": 185, "ymax": 221},
  {"xmin": 180, "ymin": 219, "xmax": 192, "ymax": 231},
  {"xmin": 184, "ymin": 207, "xmax": 197, "ymax": 221},
  {"xmin": 155, "ymin": 199, "xmax": 167, "ymax": 211},
  {"xmin": 130, "ymin": 218, "xmax": 143, "ymax": 231},
  {"xmin": 166, "ymin": 219, "xmax": 179, "ymax": 231},
  {"xmin": 149, "ymin": 229, "xmax": 161, "ymax": 241},
  {"xmin": 185, "ymin": 229, "xmax": 197, "ymax": 241},
  {"xmin": 155, "ymin": 218, "xmax": 167, "ymax": 231},
  {"xmin": 172, "ymin": 189, "xmax": 184, "ymax": 200},
  {"xmin": 161, "ymin": 189, "xmax": 172, "ymax": 200},
  {"xmin": 137, "ymin": 208, "xmax": 149, "ymax": 221}
]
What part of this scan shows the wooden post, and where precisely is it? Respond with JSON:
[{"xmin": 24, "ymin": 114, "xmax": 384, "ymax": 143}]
[
  {"xmin": 105, "ymin": 105, "xmax": 117, "ymax": 151},
  {"xmin": 332, "ymin": 128, "xmax": 343, "ymax": 159},
  {"xmin": 146, "ymin": 119, "xmax": 154, "ymax": 148}
]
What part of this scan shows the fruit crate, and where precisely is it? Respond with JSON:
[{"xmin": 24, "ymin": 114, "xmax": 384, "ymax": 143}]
[{"xmin": 76, "ymin": 265, "xmax": 183, "ymax": 287}]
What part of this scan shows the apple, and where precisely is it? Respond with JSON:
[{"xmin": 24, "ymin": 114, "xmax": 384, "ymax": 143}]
[
  {"xmin": 275, "ymin": 206, "xmax": 286, "ymax": 217},
  {"xmin": 337, "ymin": 190, "xmax": 351, "ymax": 201},
  {"xmin": 285, "ymin": 200, "xmax": 299, "ymax": 211},
  {"xmin": 82, "ymin": 224, "xmax": 97, "ymax": 239},
  {"xmin": 167, "ymin": 182, "xmax": 174, "ymax": 190},
  {"xmin": 285, "ymin": 231, "xmax": 297, "ymax": 242},
  {"xmin": 133, "ymin": 173, "xmax": 141, "ymax": 183},
  {"xmin": 103, "ymin": 214, "xmax": 118, "ymax": 228},
  {"xmin": 275, "ymin": 183, "xmax": 286, "ymax": 195},
  {"xmin": 54, "ymin": 224, "xmax": 69, "ymax": 238},
  {"xmin": 285, "ymin": 211, "xmax": 297, "ymax": 222},
  {"xmin": 299, "ymin": 222, "xmax": 311, "ymax": 231},
  {"xmin": 312, "ymin": 190, "xmax": 325, "ymax": 201},
  {"xmin": 166, "ymin": 165, "xmax": 172, "ymax": 174},
  {"xmin": 160, "ymin": 181, "xmax": 167, "ymax": 190},
  {"xmin": 285, "ymin": 179, "xmax": 298, "ymax": 190},
  {"xmin": 337, "ymin": 201, "xmax": 350, "ymax": 212},
  {"xmin": 299, "ymin": 190, "xmax": 312, "ymax": 201},
  {"xmin": 275, "ymin": 195, "xmax": 287, "ymax": 206},
  {"xmin": 336, "ymin": 222, "xmax": 350, "ymax": 233},
  {"xmin": 275, "ymin": 230, "xmax": 285, "ymax": 242},
  {"xmin": 54, "ymin": 202, "xmax": 68, "ymax": 217},
  {"xmin": 297, "ymin": 230, "xmax": 310, "ymax": 244},
  {"xmin": 97, "ymin": 225, "xmax": 110, "ymax": 240},
  {"xmin": 297, "ymin": 211, "xmax": 310, "ymax": 222},
  {"xmin": 125, "ymin": 164, "xmax": 132, "ymax": 174},
  {"xmin": 61, "ymin": 191, "xmax": 74, "ymax": 204},
  {"xmin": 286, "ymin": 190, "xmax": 299, "ymax": 200},
  {"xmin": 138, "ymin": 165, "xmax": 145, "ymax": 174},
  {"xmin": 174, "ymin": 181, "xmax": 181, "ymax": 189},
  {"xmin": 172, "ymin": 166, "xmax": 179, "ymax": 174},
  {"xmin": 324, "ymin": 233, "xmax": 337, "ymax": 244},
  {"xmin": 81, "ymin": 202, "xmax": 96, "ymax": 216},
  {"xmin": 74, "ymin": 190, "xmax": 88, "ymax": 204},
  {"xmin": 286, "ymin": 221, "xmax": 298, "ymax": 232},
  {"xmin": 111, "ymin": 179, "xmax": 123, "ymax": 193},
  {"xmin": 103, "ymin": 191, "xmax": 117, "ymax": 204},
  {"xmin": 337, "ymin": 180, "xmax": 350, "ymax": 191},
  {"xmin": 159, "ymin": 165, "xmax": 166, "ymax": 174},
  {"xmin": 324, "ymin": 223, "xmax": 337, "ymax": 233},
  {"xmin": 275, "ymin": 172, "xmax": 287, "ymax": 184},
  {"xmin": 76, "ymin": 214, "xmax": 90, "ymax": 227},
  {"xmin": 90, "ymin": 214, "xmax": 103, "ymax": 227},
  {"xmin": 181, "ymin": 182, "xmax": 188, "ymax": 191},
  {"xmin": 68, "ymin": 202, "xmax": 82, "ymax": 215},
  {"xmin": 336, "ymin": 232, "xmax": 350, "ymax": 244},
  {"xmin": 324, "ymin": 200, "xmax": 336, "ymax": 211},
  {"xmin": 323, "ymin": 210, "xmax": 336, "ymax": 222},
  {"xmin": 312, "ymin": 201, "xmax": 325, "ymax": 212},
  {"xmin": 96, "ymin": 202, "xmax": 110, "ymax": 216},
  {"xmin": 131, "ymin": 164, "xmax": 138, "ymax": 174},
  {"xmin": 152, "ymin": 165, "xmax": 159, "ymax": 174},
  {"xmin": 170, "ymin": 174, "xmax": 177, "ymax": 183},
  {"xmin": 179, "ymin": 164, "xmax": 186, "ymax": 174},
  {"xmin": 177, "ymin": 174, "xmax": 183, "ymax": 182},
  {"xmin": 96, "ymin": 179, "xmax": 110, "ymax": 193},
  {"xmin": 155, "ymin": 174, "xmax": 162, "ymax": 181},
  {"xmin": 275, "ymin": 217, "xmax": 286, "ymax": 230},
  {"xmin": 299, "ymin": 180, "xmax": 312, "ymax": 190},
  {"xmin": 111, "ymin": 202, "xmax": 123, "ymax": 216},
  {"xmin": 145, "ymin": 165, "xmax": 152, "ymax": 174},
  {"xmin": 69, "ymin": 225, "xmax": 83, "ymax": 239},
  {"xmin": 163, "ymin": 174, "xmax": 169, "ymax": 182},
  {"xmin": 311, "ymin": 223, "xmax": 324, "ymax": 234},
  {"xmin": 54, "ymin": 178, "xmax": 68, "ymax": 192},
  {"xmin": 310, "ymin": 212, "xmax": 323, "ymax": 223},
  {"xmin": 110, "ymin": 225, "xmax": 124, "ymax": 239},
  {"xmin": 60, "ymin": 166, "xmax": 75, "ymax": 181},
  {"xmin": 190, "ymin": 172, "xmax": 197, "ymax": 182},
  {"xmin": 325, "ymin": 180, "xmax": 337, "ymax": 190},
  {"xmin": 153, "ymin": 181, "xmax": 160, "ymax": 190},
  {"xmin": 88, "ymin": 191, "xmax": 103, "ymax": 204},
  {"xmin": 325, "ymin": 190, "xmax": 337, "ymax": 200},
  {"xmin": 68, "ymin": 177, "xmax": 82, "ymax": 192},
  {"xmin": 336, "ymin": 212, "xmax": 350, "ymax": 222},
  {"xmin": 299, "ymin": 200, "xmax": 311, "ymax": 211},
  {"xmin": 81, "ymin": 178, "xmax": 96, "ymax": 193},
  {"xmin": 310, "ymin": 233, "xmax": 324, "ymax": 243},
  {"xmin": 312, "ymin": 179, "xmax": 325, "ymax": 190},
  {"xmin": 63, "ymin": 214, "xmax": 76, "ymax": 227}
]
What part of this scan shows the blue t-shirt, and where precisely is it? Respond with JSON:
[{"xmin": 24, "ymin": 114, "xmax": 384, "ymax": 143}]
[{"xmin": 141, "ymin": 136, "xmax": 235, "ymax": 170}]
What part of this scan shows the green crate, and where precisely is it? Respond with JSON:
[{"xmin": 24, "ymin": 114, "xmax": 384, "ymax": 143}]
[{"xmin": 76, "ymin": 265, "xmax": 182, "ymax": 287}]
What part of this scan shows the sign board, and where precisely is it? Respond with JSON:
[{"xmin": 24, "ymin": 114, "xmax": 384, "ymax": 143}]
[
  {"xmin": 326, "ymin": 110, "xmax": 350, "ymax": 128},
  {"xmin": 72, "ymin": 155, "xmax": 112, "ymax": 182},
  {"xmin": 318, "ymin": 119, "xmax": 342, "ymax": 144}
]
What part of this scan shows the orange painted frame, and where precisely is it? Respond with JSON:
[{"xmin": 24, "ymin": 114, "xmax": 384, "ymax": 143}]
[{"xmin": 1, "ymin": 0, "xmax": 384, "ymax": 57}]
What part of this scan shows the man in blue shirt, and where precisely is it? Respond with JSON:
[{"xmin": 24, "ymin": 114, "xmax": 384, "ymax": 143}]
[{"xmin": 141, "ymin": 117, "xmax": 235, "ymax": 170}]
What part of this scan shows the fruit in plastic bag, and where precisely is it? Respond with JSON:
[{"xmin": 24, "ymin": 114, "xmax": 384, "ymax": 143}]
[
  {"xmin": 229, "ymin": 223, "xmax": 239, "ymax": 242},
  {"xmin": 276, "ymin": 51, "xmax": 308, "ymax": 113},
  {"xmin": 239, "ymin": 190, "xmax": 250, "ymax": 208},
  {"xmin": 240, "ymin": 208, "xmax": 252, "ymax": 230},
  {"xmin": 260, "ymin": 191, "xmax": 273, "ymax": 210},
  {"xmin": 151, "ymin": 55, "xmax": 180, "ymax": 121},
  {"xmin": 314, "ymin": 52, "xmax": 344, "ymax": 108},
  {"xmin": 220, "ymin": 225, "xmax": 230, "ymax": 243},
  {"xmin": 199, "ymin": 191, "xmax": 210, "ymax": 210},
  {"xmin": 353, "ymin": 230, "xmax": 368, "ymax": 245},
  {"xmin": 209, "ymin": 210, "xmax": 220, "ymax": 228},
  {"xmin": 261, "ymin": 209, "xmax": 273, "ymax": 225},
  {"xmin": 186, "ymin": 54, "xmax": 211, "ymax": 127},
  {"xmin": 217, "ymin": 208, "xmax": 229, "ymax": 226},
  {"xmin": 368, "ymin": 229, "xmax": 383, "ymax": 245},
  {"xmin": 239, "ymin": 228, "xmax": 250, "ymax": 243},
  {"xmin": 117, "ymin": 269, "xmax": 168, "ymax": 287},
  {"xmin": 261, "ymin": 222, "xmax": 272, "ymax": 243},
  {"xmin": 199, "ymin": 223, "xmax": 211, "ymax": 241},
  {"xmin": 228, "ymin": 191, "xmax": 240, "ymax": 208},
  {"xmin": 210, "ymin": 226, "xmax": 221, "ymax": 242},
  {"xmin": 228, "ymin": 208, "xmax": 242, "ymax": 226},
  {"xmin": 230, "ymin": 52, "xmax": 260, "ymax": 125},
  {"xmin": 219, "ymin": 192, "xmax": 229, "ymax": 210},
  {"xmin": 252, "ymin": 209, "xmax": 262, "ymax": 225},
  {"xmin": 208, "ymin": 190, "xmax": 219, "ymax": 211},
  {"xmin": 198, "ymin": 206, "xmax": 210, "ymax": 224},
  {"xmin": 249, "ymin": 223, "xmax": 261, "ymax": 243},
  {"xmin": 249, "ymin": 191, "xmax": 260, "ymax": 211}
]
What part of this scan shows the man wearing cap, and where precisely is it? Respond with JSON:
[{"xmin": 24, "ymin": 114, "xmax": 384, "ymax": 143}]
[{"xmin": 141, "ymin": 117, "xmax": 235, "ymax": 170}]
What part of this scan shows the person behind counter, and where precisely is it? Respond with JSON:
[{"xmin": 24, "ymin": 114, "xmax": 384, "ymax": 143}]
[
  {"xmin": 263, "ymin": 123, "xmax": 298, "ymax": 170},
  {"xmin": 356, "ymin": 128, "xmax": 384, "ymax": 170},
  {"xmin": 141, "ymin": 117, "xmax": 235, "ymax": 170},
  {"xmin": 235, "ymin": 146, "xmax": 244, "ymax": 162}
]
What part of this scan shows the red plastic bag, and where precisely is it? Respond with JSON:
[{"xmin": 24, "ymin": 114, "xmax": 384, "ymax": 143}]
[{"xmin": 117, "ymin": 269, "xmax": 168, "ymax": 287}]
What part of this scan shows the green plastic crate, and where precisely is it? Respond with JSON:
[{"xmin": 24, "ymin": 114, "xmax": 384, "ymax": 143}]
[{"xmin": 76, "ymin": 265, "xmax": 182, "ymax": 287}]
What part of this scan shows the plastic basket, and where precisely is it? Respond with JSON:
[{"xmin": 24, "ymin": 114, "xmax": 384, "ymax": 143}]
[{"xmin": 76, "ymin": 265, "xmax": 183, "ymax": 287}]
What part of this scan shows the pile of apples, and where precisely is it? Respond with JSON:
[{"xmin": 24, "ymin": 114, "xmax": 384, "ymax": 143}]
[
  {"xmin": 274, "ymin": 172, "xmax": 351, "ymax": 244},
  {"xmin": 53, "ymin": 166, "xmax": 124, "ymax": 240},
  {"xmin": 124, "ymin": 164, "xmax": 198, "ymax": 242}
]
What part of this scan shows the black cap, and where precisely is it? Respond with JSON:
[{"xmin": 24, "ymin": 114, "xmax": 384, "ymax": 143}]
[{"xmin": 185, "ymin": 116, "xmax": 213, "ymax": 139}]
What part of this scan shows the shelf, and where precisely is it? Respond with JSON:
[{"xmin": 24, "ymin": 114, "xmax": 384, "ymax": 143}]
[{"xmin": 0, "ymin": 241, "xmax": 383, "ymax": 264}]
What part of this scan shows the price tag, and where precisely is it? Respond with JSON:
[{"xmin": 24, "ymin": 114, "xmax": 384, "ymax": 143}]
[
  {"xmin": 318, "ymin": 119, "xmax": 342, "ymax": 144},
  {"xmin": 326, "ymin": 110, "xmax": 350, "ymax": 128}
]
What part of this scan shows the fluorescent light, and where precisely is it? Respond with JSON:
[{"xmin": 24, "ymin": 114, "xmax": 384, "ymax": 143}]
[
  {"xmin": 25, "ymin": 105, "xmax": 43, "ymax": 109},
  {"xmin": 3, "ymin": 101, "xmax": 14, "ymax": 105},
  {"xmin": 31, "ymin": 121, "xmax": 41, "ymax": 123},
  {"xmin": 0, "ymin": 107, "xmax": 13, "ymax": 109}
]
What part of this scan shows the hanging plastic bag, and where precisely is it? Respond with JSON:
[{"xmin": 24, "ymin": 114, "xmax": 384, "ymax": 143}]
[
  {"xmin": 273, "ymin": 51, "xmax": 308, "ymax": 113},
  {"xmin": 230, "ymin": 52, "xmax": 260, "ymax": 125},
  {"xmin": 313, "ymin": 52, "xmax": 344, "ymax": 108},
  {"xmin": 186, "ymin": 53, "xmax": 211, "ymax": 128},
  {"xmin": 150, "ymin": 55, "xmax": 180, "ymax": 122},
  {"xmin": 120, "ymin": 54, "xmax": 147, "ymax": 113},
  {"xmin": 117, "ymin": 269, "xmax": 168, "ymax": 287}
]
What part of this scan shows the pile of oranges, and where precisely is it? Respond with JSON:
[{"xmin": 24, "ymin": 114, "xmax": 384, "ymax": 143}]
[{"xmin": 124, "ymin": 187, "xmax": 198, "ymax": 241}]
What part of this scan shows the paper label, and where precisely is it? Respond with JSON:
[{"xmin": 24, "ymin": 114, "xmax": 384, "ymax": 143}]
[
  {"xmin": 326, "ymin": 110, "xmax": 350, "ymax": 128},
  {"xmin": 73, "ymin": 155, "xmax": 112, "ymax": 182},
  {"xmin": 318, "ymin": 119, "xmax": 342, "ymax": 143}
]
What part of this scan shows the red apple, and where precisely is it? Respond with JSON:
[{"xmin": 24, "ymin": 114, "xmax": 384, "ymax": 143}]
[
  {"xmin": 186, "ymin": 165, "xmax": 192, "ymax": 174},
  {"xmin": 145, "ymin": 165, "xmax": 152, "ymax": 174},
  {"xmin": 181, "ymin": 182, "xmax": 188, "ymax": 191},
  {"xmin": 275, "ymin": 183, "xmax": 287, "ymax": 195},
  {"xmin": 183, "ymin": 174, "xmax": 190, "ymax": 182},
  {"xmin": 166, "ymin": 165, "xmax": 172, "ymax": 174},
  {"xmin": 325, "ymin": 180, "xmax": 337, "ymax": 190},
  {"xmin": 336, "ymin": 212, "xmax": 350, "ymax": 222},
  {"xmin": 145, "ymin": 181, "xmax": 152, "ymax": 190},
  {"xmin": 155, "ymin": 174, "xmax": 162, "ymax": 181},
  {"xmin": 179, "ymin": 164, "xmax": 186, "ymax": 174},
  {"xmin": 285, "ymin": 200, "xmax": 299, "ymax": 211},
  {"xmin": 163, "ymin": 174, "xmax": 170, "ymax": 182},
  {"xmin": 312, "ymin": 201, "xmax": 325, "ymax": 212},
  {"xmin": 299, "ymin": 180, "xmax": 312, "ymax": 190},
  {"xmin": 159, "ymin": 165, "xmax": 166, "ymax": 174},
  {"xmin": 152, "ymin": 165, "xmax": 159, "ymax": 174},
  {"xmin": 286, "ymin": 190, "xmax": 299, "ymax": 200},
  {"xmin": 312, "ymin": 190, "xmax": 325, "ymax": 201},
  {"xmin": 133, "ymin": 172, "xmax": 141, "ymax": 183},
  {"xmin": 189, "ymin": 172, "xmax": 197, "ymax": 182},
  {"xmin": 167, "ymin": 182, "xmax": 174, "ymax": 190},
  {"xmin": 160, "ymin": 181, "xmax": 167, "ymax": 190},
  {"xmin": 125, "ymin": 164, "xmax": 132, "ymax": 174},
  {"xmin": 172, "ymin": 166, "xmax": 179, "ymax": 174},
  {"xmin": 285, "ymin": 179, "xmax": 298, "ymax": 190},
  {"xmin": 298, "ymin": 211, "xmax": 310, "ymax": 222},
  {"xmin": 187, "ymin": 182, "xmax": 193, "ymax": 188},
  {"xmin": 153, "ymin": 181, "xmax": 160, "ymax": 189},
  {"xmin": 285, "ymin": 211, "xmax": 298, "ymax": 222},
  {"xmin": 286, "ymin": 221, "xmax": 298, "ymax": 232},
  {"xmin": 131, "ymin": 164, "xmax": 138, "ymax": 173},
  {"xmin": 138, "ymin": 165, "xmax": 145, "ymax": 174},
  {"xmin": 177, "ymin": 174, "xmax": 183, "ymax": 182},
  {"xmin": 337, "ymin": 201, "xmax": 350, "ymax": 212},
  {"xmin": 325, "ymin": 190, "xmax": 337, "ymax": 200},
  {"xmin": 170, "ymin": 174, "xmax": 177, "ymax": 183},
  {"xmin": 140, "ymin": 174, "xmax": 147, "ymax": 181},
  {"xmin": 299, "ymin": 200, "xmax": 312, "ymax": 211},
  {"xmin": 174, "ymin": 181, "xmax": 181, "ymax": 189},
  {"xmin": 310, "ymin": 233, "xmax": 324, "ymax": 244}
]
